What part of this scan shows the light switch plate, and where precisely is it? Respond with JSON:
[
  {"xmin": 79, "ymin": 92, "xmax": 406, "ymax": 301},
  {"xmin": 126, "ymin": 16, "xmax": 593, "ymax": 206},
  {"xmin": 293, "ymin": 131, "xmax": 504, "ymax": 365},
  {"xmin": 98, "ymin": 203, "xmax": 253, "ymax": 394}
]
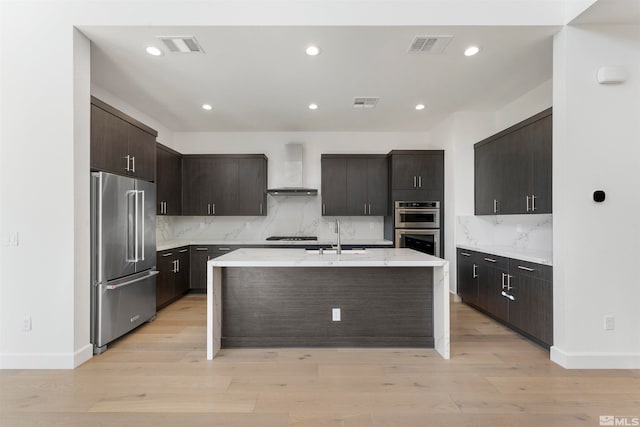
[
  {"xmin": 332, "ymin": 308, "xmax": 341, "ymax": 321},
  {"xmin": 3, "ymin": 232, "xmax": 19, "ymax": 246}
]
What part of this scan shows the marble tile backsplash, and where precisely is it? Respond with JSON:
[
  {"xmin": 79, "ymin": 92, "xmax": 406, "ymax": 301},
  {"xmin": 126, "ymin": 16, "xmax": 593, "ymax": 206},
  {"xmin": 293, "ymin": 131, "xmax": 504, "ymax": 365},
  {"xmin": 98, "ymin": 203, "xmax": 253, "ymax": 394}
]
[
  {"xmin": 156, "ymin": 196, "xmax": 384, "ymax": 242},
  {"xmin": 456, "ymin": 214, "xmax": 552, "ymax": 252}
]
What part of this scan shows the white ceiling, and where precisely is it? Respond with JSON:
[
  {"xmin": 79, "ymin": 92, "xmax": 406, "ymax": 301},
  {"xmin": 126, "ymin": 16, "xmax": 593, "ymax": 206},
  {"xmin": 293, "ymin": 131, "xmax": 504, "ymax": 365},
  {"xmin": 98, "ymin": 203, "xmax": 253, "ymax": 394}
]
[
  {"xmin": 571, "ymin": 0, "xmax": 640, "ymax": 24},
  {"xmin": 84, "ymin": 25, "xmax": 557, "ymax": 132}
]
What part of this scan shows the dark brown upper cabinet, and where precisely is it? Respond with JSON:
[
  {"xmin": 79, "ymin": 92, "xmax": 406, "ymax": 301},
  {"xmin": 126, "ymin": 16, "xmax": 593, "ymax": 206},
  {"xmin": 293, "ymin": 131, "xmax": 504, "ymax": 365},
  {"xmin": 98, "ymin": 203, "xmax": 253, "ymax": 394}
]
[
  {"xmin": 474, "ymin": 108, "xmax": 552, "ymax": 215},
  {"xmin": 182, "ymin": 154, "xmax": 267, "ymax": 216},
  {"xmin": 90, "ymin": 96, "xmax": 157, "ymax": 182},
  {"xmin": 389, "ymin": 150, "xmax": 444, "ymax": 203},
  {"xmin": 156, "ymin": 143, "xmax": 182, "ymax": 215},
  {"xmin": 321, "ymin": 154, "xmax": 388, "ymax": 216}
]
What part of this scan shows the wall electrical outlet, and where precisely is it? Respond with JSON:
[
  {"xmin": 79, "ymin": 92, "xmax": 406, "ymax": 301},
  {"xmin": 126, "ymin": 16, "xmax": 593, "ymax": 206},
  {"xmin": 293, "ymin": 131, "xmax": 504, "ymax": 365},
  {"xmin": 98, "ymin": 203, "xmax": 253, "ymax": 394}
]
[
  {"xmin": 604, "ymin": 315, "xmax": 615, "ymax": 331},
  {"xmin": 22, "ymin": 316, "xmax": 32, "ymax": 332},
  {"xmin": 332, "ymin": 308, "xmax": 341, "ymax": 321}
]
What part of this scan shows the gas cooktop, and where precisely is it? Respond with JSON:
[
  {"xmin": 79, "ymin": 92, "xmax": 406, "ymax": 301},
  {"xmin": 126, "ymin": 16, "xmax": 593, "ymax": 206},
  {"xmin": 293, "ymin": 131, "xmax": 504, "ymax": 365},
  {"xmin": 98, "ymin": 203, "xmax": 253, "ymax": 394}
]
[{"xmin": 266, "ymin": 236, "xmax": 318, "ymax": 241}]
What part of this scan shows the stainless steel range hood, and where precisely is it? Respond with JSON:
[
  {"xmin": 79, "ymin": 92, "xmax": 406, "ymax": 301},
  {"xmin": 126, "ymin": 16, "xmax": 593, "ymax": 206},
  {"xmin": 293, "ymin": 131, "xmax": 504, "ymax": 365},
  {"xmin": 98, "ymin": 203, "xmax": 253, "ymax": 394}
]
[{"xmin": 267, "ymin": 143, "xmax": 318, "ymax": 196}]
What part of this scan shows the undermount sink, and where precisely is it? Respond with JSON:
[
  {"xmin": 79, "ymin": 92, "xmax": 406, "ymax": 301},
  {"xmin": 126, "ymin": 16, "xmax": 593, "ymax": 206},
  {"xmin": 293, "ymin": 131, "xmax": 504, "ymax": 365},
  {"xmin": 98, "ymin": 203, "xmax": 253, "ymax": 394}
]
[{"xmin": 305, "ymin": 249, "xmax": 367, "ymax": 255}]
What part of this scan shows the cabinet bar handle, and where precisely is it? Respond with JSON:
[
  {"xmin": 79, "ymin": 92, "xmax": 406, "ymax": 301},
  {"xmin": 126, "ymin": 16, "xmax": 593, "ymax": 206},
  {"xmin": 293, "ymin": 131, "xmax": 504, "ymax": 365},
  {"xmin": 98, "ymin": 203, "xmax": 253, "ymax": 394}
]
[
  {"xmin": 368, "ymin": 204, "xmax": 371, "ymax": 215},
  {"xmin": 131, "ymin": 156, "xmax": 136, "ymax": 173},
  {"xmin": 501, "ymin": 273, "xmax": 507, "ymax": 289},
  {"xmin": 418, "ymin": 176, "xmax": 422, "ymax": 188},
  {"xmin": 196, "ymin": 247, "xmax": 208, "ymax": 251},
  {"xmin": 162, "ymin": 252, "xmax": 173, "ymax": 257},
  {"xmin": 460, "ymin": 252, "xmax": 471, "ymax": 257},
  {"xmin": 501, "ymin": 290, "xmax": 515, "ymax": 301},
  {"xmin": 179, "ymin": 249, "xmax": 188, "ymax": 253},
  {"xmin": 413, "ymin": 176, "xmax": 417, "ymax": 188},
  {"xmin": 484, "ymin": 257, "xmax": 496, "ymax": 263},
  {"xmin": 260, "ymin": 203, "xmax": 263, "ymax": 215},
  {"xmin": 207, "ymin": 203, "xmax": 211, "ymax": 215},
  {"xmin": 517, "ymin": 265, "xmax": 535, "ymax": 272},
  {"xmin": 212, "ymin": 203, "xmax": 215, "ymax": 215},
  {"xmin": 532, "ymin": 194, "xmax": 537, "ymax": 212},
  {"xmin": 507, "ymin": 275, "xmax": 513, "ymax": 291},
  {"xmin": 322, "ymin": 203, "xmax": 326, "ymax": 215},
  {"xmin": 526, "ymin": 195, "xmax": 531, "ymax": 212},
  {"xmin": 493, "ymin": 199, "xmax": 498, "ymax": 213},
  {"xmin": 218, "ymin": 247, "xmax": 231, "ymax": 251},
  {"xmin": 176, "ymin": 259, "xmax": 180, "ymax": 272},
  {"xmin": 124, "ymin": 155, "xmax": 131, "ymax": 171},
  {"xmin": 472, "ymin": 264, "xmax": 478, "ymax": 278}
]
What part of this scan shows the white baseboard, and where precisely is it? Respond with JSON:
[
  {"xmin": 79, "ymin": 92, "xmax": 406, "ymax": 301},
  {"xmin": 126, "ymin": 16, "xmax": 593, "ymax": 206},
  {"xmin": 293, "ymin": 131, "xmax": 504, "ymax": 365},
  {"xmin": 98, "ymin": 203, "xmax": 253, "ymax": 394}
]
[
  {"xmin": 0, "ymin": 343, "xmax": 93, "ymax": 370},
  {"xmin": 551, "ymin": 346, "xmax": 640, "ymax": 369}
]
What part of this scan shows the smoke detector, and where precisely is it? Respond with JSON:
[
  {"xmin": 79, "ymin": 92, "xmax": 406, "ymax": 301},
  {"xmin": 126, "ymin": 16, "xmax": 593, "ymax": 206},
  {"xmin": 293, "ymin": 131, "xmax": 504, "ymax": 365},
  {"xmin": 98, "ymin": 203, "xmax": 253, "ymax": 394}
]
[
  {"xmin": 157, "ymin": 36, "xmax": 204, "ymax": 53},
  {"xmin": 408, "ymin": 36, "xmax": 453, "ymax": 54}
]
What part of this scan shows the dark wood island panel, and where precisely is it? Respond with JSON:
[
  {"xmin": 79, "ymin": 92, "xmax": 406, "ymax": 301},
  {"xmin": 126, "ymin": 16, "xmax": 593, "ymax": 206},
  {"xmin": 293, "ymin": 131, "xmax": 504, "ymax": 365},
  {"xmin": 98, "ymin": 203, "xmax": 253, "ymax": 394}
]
[{"xmin": 221, "ymin": 267, "xmax": 434, "ymax": 348}]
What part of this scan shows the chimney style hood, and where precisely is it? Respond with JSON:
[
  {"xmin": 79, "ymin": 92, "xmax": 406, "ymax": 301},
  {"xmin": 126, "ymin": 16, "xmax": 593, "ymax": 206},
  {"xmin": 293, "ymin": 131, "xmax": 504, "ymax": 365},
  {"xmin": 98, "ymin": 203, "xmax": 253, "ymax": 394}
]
[{"xmin": 267, "ymin": 143, "xmax": 318, "ymax": 196}]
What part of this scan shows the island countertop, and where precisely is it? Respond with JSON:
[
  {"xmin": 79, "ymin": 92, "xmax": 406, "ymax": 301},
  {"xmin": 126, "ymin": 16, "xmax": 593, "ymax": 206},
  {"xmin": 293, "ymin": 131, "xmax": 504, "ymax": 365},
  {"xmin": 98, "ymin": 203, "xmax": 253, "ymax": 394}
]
[{"xmin": 207, "ymin": 248, "xmax": 447, "ymax": 268}]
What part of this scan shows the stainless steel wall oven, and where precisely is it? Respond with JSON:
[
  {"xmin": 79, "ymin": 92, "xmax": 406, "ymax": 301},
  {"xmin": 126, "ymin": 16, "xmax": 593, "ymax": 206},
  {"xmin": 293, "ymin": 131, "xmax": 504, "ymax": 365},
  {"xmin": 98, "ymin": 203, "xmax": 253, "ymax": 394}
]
[{"xmin": 394, "ymin": 201, "xmax": 441, "ymax": 257}]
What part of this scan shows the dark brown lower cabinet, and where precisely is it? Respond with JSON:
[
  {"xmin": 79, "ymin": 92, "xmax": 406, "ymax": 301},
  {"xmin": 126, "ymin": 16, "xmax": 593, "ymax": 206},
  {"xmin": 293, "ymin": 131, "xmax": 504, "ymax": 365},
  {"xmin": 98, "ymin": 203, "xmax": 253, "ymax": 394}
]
[
  {"xmin": 457, "ymin": 249, "xmax": 479, "ymax": 306},
  {"xmin": 156, "ymin": 246, "xmax": 190, "ymax": 309},
  {"xmin": 457, "ymin": 248, "xmax": 553, "ymax": 347}
]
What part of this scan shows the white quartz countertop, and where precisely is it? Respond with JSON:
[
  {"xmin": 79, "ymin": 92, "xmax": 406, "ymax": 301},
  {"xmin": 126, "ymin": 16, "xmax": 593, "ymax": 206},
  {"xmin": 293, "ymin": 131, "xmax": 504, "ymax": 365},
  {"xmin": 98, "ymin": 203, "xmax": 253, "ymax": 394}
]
[
  {"xmin": 157, "ymin": 239, "xmax": 394, "ymax": 252},
  {"xmin": 456, "ymin": 244, "xmax": 552, "ymax": 266},
  {"xmin": 208, "ymin": 248, "xmax": 447, "ymax": 267}
]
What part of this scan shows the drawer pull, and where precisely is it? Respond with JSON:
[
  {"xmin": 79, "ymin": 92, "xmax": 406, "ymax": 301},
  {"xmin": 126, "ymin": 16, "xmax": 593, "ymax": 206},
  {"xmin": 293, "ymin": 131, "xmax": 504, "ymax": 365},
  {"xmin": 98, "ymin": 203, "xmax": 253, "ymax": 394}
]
[
  {"xmin": 484, "ymin": 257, "xmax": 496, "ymax": 263},
  {"xmin": 460, "ymin": 252, "xmax": 471, "ymax": 257},
  {"xmin": 218, "ymin": 247, "xmax": 231, "ymax": 251},
  {"xmin": 179, "ymin": 249, "xmax": 188, "ymax": 253},
  {"xmin": 517, "ymin": 266, "xmax": 535, "ymax": 272},
  {"xmin": 196, "ymin": 247, "xmax": 208, "ymax": 251},
  {"xmin": 162, "ymin": 252, "xmax": 173, "ymax": 257}
]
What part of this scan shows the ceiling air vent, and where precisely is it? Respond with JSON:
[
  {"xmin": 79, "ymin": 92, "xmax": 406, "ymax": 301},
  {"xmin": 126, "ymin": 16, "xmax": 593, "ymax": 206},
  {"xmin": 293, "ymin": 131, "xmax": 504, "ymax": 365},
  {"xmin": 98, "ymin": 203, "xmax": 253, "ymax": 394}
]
[
  {"xmin": 158, "ymin": 36, "xmax": 204, "ymax": 53},
  {"xmin": 353, "ymin": 97, "xmax": 379, "ymax": 109},
  {"xmin": 408, "ymin": 35, "xmax": 453, "ymax": 54}
]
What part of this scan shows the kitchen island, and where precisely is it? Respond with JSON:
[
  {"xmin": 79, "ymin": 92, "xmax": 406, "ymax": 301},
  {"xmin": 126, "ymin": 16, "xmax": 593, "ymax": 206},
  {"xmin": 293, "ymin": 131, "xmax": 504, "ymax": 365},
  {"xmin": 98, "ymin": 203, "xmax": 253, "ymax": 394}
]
[{"xmin": 206, "ymin": 248, "xmax": 449, "ymax": 359}]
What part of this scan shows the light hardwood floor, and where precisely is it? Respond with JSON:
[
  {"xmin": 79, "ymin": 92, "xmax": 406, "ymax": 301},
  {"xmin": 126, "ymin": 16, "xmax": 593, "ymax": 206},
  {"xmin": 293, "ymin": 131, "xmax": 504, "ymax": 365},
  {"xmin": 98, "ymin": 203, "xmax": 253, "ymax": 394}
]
[{"xmin": 2, "ymin": 294, "xmax": 639, "ymax": 426}]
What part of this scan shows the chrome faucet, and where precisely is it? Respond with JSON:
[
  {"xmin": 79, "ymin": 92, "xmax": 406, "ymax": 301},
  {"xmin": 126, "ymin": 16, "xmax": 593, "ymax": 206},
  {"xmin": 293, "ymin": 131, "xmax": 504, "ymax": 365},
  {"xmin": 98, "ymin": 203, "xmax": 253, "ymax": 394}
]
[{"xmin": 334, "ymin": 219, "xmax": 342, "ymax": 254}]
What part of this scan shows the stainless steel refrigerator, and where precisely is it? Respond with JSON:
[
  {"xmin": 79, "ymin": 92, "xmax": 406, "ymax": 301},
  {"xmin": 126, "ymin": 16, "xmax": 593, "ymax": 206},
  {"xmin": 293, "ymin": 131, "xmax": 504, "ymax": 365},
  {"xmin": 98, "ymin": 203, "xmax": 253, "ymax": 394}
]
[{"xmin": 90, "ymin": 171, "xmax": 158, "ymax": 354}]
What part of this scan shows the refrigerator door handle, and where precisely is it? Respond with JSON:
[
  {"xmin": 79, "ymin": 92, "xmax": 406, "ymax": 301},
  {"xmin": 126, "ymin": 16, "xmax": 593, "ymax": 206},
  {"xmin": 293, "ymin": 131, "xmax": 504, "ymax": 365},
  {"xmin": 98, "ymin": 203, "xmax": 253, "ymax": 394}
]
[
  {"xmin": 106, "ymin": 270, "xmax": 159, "ymax": 290},
  {"xmin": 134, "ymin": 190, "xmax": 140, "ymax": 262},
  {"xmin": 126, "ymin": 190, "xmax": 137, "ymax": 262},
  {"xmin": 139, "ymin": 190, "xmax": 145, "ymax": 261}
]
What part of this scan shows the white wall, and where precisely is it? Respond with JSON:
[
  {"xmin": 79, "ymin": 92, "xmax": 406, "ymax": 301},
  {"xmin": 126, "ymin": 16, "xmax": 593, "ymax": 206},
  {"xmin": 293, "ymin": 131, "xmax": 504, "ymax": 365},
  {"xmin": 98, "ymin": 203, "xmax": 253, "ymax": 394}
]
[
  {"xmin": 552, "ymin": 24, "xmax": 640, "ymax": 368},
  {"xmin": 0, "ymin": 8, "xmax": 90, "ymax": 368}
]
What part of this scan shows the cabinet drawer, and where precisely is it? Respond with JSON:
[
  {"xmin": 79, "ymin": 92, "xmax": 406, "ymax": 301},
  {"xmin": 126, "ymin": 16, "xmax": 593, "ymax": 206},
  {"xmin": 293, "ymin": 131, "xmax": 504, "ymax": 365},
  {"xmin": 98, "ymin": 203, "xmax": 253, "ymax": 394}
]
[
  {"xmin": 477, "ymin": 252, "xmax": 509, "ymax": 270},
  {"xmin": 510, "ymin": 259, "xmax": 552, "ymax": 281}
]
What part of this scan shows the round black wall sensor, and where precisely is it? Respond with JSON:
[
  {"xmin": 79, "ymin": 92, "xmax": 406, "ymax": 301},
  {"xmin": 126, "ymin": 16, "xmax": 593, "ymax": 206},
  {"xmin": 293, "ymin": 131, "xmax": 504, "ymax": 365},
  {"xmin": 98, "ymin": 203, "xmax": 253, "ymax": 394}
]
[{"xmin": 593, "ymin": 190, "xmax": 606, "ymax": 202}]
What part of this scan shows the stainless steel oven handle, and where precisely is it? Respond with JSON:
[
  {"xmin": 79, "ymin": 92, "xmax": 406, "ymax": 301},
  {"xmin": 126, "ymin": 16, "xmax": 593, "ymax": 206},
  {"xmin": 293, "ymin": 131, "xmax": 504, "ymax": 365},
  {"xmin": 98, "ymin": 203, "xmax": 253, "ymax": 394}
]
[{"xmin": 106, "ymin": 270, "xmax": 159, "ymax": 290}]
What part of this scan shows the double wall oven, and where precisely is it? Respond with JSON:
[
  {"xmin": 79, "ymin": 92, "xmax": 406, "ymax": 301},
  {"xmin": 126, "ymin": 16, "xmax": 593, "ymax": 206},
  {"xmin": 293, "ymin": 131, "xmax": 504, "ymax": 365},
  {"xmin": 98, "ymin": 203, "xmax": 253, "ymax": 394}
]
[{"xmin": 394, "ymin": 201, "xmax": 440, "ymax": 257}]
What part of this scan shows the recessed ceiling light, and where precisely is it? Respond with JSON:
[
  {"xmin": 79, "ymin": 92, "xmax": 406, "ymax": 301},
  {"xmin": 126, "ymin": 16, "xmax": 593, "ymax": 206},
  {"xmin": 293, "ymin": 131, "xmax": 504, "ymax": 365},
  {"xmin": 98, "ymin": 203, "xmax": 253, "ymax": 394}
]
[
  {"xmin": 308, "ymin": 103, "xmax": 318, "ymax": 110},
  {"xmin": 306, "ymin": 46, "xmax": 320, "ymax": 56},
  {"xmin": 415, "ymin": 104, "xmax": 426, "ymax": 111},
  {"xmin": 202, "ymin": 104, "xmax": 213, "ymax": 111},
  {"xmin": 145, "ymin": 46, "xmax": 163, "ymax": 56},
  {"xmin": 464, "ymin": 46, "xmax": 480, "ymax": 56}
]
